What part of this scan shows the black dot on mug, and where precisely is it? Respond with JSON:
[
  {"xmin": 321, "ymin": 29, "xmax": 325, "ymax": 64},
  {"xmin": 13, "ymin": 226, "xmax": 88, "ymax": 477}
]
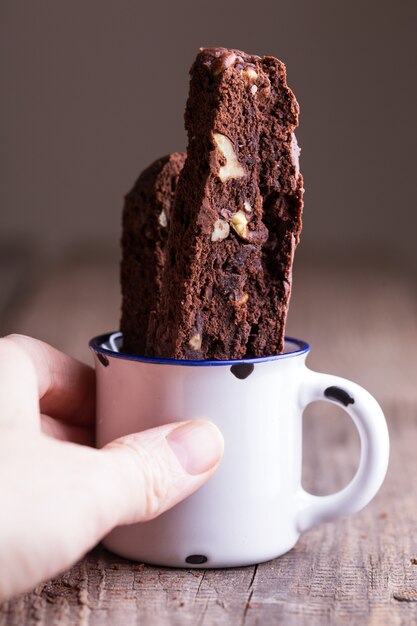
[
  {"xmin": 97, "ymin": 352, "xmax": 110, "ymax": 367},
  {"xmin": 230, "ymin": 364, "xmax": 254, "ymax": 379},
  {"xmin": 185, "ymin": 555, "xmax": 208, "ymax": 565},
  {"xmin": 324, "ymin": 386, "xmax": 355, "ymax": 407}
]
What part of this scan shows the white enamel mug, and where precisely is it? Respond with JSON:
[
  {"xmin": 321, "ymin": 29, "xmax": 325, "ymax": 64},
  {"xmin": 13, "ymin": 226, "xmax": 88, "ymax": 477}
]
[{"xmin": 90, "ymin": 331, "xmax": 389, "ymax": 568}]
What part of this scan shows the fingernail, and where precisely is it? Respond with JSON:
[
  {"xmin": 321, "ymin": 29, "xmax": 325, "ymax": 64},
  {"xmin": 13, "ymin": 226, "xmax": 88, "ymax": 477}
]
[{"xmin": 167, "ymin": 421, "xmax": 224, "ymax": 475}]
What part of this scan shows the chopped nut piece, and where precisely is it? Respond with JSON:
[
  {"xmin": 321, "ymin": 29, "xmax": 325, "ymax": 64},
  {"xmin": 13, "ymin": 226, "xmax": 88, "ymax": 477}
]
[
  {"xmin": 251, "ymin": 84, "xmax": 258, "ymax": 95},
  {"xmin": 213, "ymin": 133, "xmax": 245, "ymax": 182},
  {"xmin": 231, "ymin": 210, "xmax": 249, "ymax": 238},
  {"xmin": 211, "ymin": 218, "xmax": 230, "ymax": 242},
  {"xmin": 235, "ymin": 292, "xmax": 249, "ymax": 305},
  {"xmin": 158, "ymin": 210, "xmax": 168, "ymax": 228},
  {"xmin": 243, "ymin": 67, "xmax": 258, "ymax": 83},
  {"xmin": 291, "ymin": 133, "xmax": 301, "ymax": 178},
  {"xmin": 212, "ymin": 51, "xmax": 237, "ymax": 76},
  {"xmin": 189, "ymin": 334, "xmax": 202, "ymax": 350},
  {"xmin": 243, "ymin": 200, "xmax": 252, "ymax": 212}
]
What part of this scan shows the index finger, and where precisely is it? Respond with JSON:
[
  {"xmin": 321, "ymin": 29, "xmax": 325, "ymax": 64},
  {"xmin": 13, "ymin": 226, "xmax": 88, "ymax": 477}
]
[{"xmin": 4, "ymin": 334, "xmax": 95, "ymax": 426}]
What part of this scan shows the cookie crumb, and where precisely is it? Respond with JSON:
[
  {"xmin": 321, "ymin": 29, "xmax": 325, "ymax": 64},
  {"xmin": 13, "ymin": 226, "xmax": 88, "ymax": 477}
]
[{"xmin": 394, "ymin": 590, "xmax": 417, "ymax": 602}]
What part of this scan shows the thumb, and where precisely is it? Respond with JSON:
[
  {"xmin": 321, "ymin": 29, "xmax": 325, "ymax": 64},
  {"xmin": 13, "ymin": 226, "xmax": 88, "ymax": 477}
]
[{"xmin": 100, "ymin": 420, "xmax": 224, "ymax": 526}]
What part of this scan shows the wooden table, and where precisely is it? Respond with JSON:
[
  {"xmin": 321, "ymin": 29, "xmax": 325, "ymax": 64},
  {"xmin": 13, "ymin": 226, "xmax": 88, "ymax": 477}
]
[{"xmin": 1, "ymin": 249, "xmax": 417, "ymax": 625}]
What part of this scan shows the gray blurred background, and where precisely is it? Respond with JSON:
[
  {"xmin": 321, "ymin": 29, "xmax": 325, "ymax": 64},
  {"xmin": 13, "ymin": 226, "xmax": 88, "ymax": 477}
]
[{"xmin": 0, "ymin": 0, "xmax": 416, "ymax": 380}]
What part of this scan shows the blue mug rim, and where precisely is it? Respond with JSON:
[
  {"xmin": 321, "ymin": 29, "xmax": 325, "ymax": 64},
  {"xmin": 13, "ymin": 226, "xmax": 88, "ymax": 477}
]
[{"xmin": 89, "ymin": 331, "xmax": 310, "ymax": 367}]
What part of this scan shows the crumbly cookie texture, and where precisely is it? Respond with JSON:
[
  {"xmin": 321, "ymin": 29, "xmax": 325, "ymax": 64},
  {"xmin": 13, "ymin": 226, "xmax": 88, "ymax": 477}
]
[
  {"xmin": 120, "ymin": 152, "xmax": 186, "ymax": 354},
  {"xmin": 146, "ymin": 47, "xmax": 304, "ymax": 360}
]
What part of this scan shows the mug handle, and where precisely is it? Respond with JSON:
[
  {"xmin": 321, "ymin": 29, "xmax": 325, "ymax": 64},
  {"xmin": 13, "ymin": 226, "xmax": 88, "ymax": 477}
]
[{"xmin": 296, "ymin": 368, "xmax": 389, "ymax": 533}]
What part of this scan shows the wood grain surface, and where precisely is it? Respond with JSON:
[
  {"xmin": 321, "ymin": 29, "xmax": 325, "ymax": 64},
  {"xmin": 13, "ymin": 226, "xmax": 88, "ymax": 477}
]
[{"xmin": 1, "ymin": 251, "xmax": 416, "ymax": 625}]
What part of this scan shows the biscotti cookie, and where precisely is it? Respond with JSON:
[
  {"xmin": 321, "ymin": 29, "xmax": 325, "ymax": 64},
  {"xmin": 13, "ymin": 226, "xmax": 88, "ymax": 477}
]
[
  {"xmin": 120, "ymin": 152, "xmax": 186, "ymax": 354},
  {"xmin": 147, "ymin": 47, "xmax": 304, "ymax": 360}
]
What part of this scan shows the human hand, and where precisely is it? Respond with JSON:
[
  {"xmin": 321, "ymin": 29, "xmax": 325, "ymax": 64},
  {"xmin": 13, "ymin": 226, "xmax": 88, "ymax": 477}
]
[{"xmin": 0, "ymin": 335, "xmax": 224, "ymax": 601}]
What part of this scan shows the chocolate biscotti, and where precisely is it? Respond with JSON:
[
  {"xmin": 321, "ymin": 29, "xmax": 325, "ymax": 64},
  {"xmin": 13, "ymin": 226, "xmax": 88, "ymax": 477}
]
[
  {"xmin": 120, "ymin": 152, "xmax": 186, "ymax": 354},
  {"xmin": 146, "ymin": 47, "xmax": 304, "ymax": 360}
]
